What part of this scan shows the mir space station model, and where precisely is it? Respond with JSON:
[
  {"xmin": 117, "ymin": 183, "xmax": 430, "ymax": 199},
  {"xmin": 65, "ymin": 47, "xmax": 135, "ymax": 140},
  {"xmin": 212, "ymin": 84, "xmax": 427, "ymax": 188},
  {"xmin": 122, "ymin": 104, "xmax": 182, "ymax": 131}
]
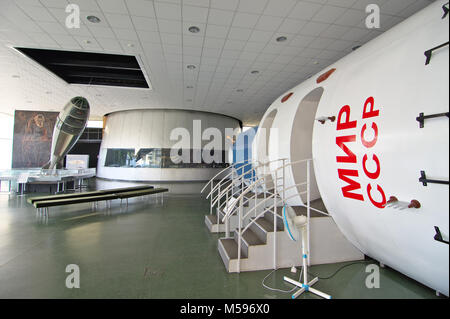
[
  {"xmin": 42, "ymin": 97, "xmax": 90, "ymax": 170},
  {"xmin": 241, "ymin": 1, "xmax": 448, "ymax": 295}
]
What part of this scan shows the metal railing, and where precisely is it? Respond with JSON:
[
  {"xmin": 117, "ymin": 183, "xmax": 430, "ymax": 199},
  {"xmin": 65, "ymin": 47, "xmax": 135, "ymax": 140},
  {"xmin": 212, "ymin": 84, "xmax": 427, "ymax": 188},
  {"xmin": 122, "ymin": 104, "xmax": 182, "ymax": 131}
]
[
  {"xmin": 212, "ymin": 158, "xmax": 330, "ymax": 273},
  {"xmin": 201, "ymin": 158, "xmax": 280, "ymax": 231},
  {"xmin": 201, "ymin": 160, "xmax": 255, "ymax": 230}
]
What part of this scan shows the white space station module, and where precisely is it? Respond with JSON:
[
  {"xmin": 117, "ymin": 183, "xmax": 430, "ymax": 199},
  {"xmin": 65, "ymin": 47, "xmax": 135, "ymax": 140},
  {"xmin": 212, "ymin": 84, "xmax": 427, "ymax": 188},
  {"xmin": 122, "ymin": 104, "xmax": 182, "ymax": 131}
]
[
  {"xmin": 43, "ymin": 97, "xmax": 90, "ymax": 170},
  {"xmin": 253, "ymin": 1, "xmax": 449, "ymax": 295}
]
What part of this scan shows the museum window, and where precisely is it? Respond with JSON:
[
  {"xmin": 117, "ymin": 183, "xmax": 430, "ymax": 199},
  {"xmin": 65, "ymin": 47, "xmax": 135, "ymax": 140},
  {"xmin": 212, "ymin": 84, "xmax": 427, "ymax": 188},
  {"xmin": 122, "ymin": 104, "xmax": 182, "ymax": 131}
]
[
  {"xmin": 104, "ymin": 148, "xmax": 228, "ymax": 168},
  {"xmin": 104, "ymin": 149, "xmax": 135, "ymax": 167}
]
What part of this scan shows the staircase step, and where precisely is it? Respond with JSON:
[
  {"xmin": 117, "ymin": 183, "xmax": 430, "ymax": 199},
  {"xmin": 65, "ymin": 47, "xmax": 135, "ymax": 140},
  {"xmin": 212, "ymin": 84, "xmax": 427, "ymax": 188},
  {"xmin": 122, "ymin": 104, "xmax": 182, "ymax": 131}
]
[
  {"xmin": 219, "ymin": 238, "xmax": 248, "ymax": 260},
  {"xmin": 233, "ymin": 227, "xmax": 266, "ymax": 258},
  {"xmin": 231, "ymin": 194, "xmax": 250, "ymax": 206},
  {"xmin": 242, "ymin": 228, "xmax": 266, "ymax": 246},
  {"xmin": 243, "ymin": 192, "xmax": 268, "ymax": 199},
  {"xmin": 275, "ymin": 201, "xmax": 328, "ymax": 218},
  {"xmin": 263, "ymin": 211, "xmax": 284, "ymax": 229},
  {"xmin": 205, "ymin": 214, "xmax": 223, "ymax": 225},
  {"xmin": 255, "ymin": 216, "xmax": 284, "ymax": 232},
  {"xmin": 233, "ymin": 228, "xmax": 266, "ymax": 247},
  {"xmin": 247, "ymin": 216, "xmax": 283, "ymax": 243}
]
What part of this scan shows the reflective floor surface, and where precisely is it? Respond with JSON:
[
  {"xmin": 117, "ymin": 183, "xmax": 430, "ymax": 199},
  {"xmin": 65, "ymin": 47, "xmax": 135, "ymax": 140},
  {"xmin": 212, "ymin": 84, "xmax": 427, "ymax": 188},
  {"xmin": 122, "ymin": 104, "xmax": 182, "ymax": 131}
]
[{"xmin": 0, "ymin": 179, "xmax": 445, "ymax": 299}]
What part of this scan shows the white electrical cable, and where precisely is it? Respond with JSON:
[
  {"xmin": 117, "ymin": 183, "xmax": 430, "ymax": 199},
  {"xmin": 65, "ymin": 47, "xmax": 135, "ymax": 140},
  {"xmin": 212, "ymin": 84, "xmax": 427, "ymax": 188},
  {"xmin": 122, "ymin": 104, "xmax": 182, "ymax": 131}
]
[{"xmin": 262, "ymin": 267, "xmax": 303, "ymax": 293}]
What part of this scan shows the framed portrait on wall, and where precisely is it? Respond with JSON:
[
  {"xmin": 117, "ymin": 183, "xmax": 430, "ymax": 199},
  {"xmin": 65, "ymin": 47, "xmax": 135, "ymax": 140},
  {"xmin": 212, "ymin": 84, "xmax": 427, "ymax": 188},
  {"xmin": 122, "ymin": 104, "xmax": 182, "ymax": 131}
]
[{"xmin": 12, "ymin": 110, "xmax": 58, "ymax": 168}]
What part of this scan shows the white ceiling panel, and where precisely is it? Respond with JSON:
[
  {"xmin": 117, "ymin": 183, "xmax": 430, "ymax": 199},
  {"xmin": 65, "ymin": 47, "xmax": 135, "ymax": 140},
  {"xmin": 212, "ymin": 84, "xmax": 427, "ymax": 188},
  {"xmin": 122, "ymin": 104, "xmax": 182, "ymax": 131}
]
[
  {"xmin": 114, "ymin": 27, "xmax": 140, "ymax": 40},
  {"xmin": 37, "ymin": 21, "xmax": 70, "ymax": 35},
  {"xmin": 311, "ymin": 5, "xmax": 347, "ymax": 23},
  {"xmin": 154, "ymin": 2, "xmax": 181, "ymax": 20},
  {"xmin": 95, "ymin": 37, "xmax": 123, "ymax": 51},
  {"xmin": 51, "ymin": 34, "xmax": 82, "ymax": 49},
  {"xmin": 334, "ymin": 8, "xmax": 365, "ymax": 26},
  {"xmin": 183, "ymin": 34, "xmax": 204, "ymax": 46},
  {"xmin": 138, "ymin": 30, "xmax": 161, "ymax": 43},
  {"xmin": 232, "ymin": 12, "xmax": 259, "ymax": 28},
  {"xmin": 263, "ymin": 0, "xmax": 297, "ymax": 17},
  {"xmin": 97, "ymin": 0, "xmax": 129, "ymax": 14},
  {"xmin": 0, "ymin": 0, "xmax": 432, "ymax": 125},
  {"xmin": 104, "ymin": 13, "xmax": 134, "ymax": 29},
  {"xmin": 254, "ymin": 15, "xmax": 284, "ymax": 31},
  {"xmin": 20, "ymin": 7, "xmax": 57, "ymax": 22},
  {"xmin": 237, "ymin": 0, "xmax": 268, "ymax": 14},
  {"xmin": 228, "ymin": 27, "xmax": 252, "ymax": 41},
  {"xmin": 208, "ymin": 8, "xmax": 234, "ymax": 26},
  {"xmin": 39, "ymin": 0, "xmax": 70, "ymax": 8},
  {"xmin": 205, "ymin": 24, "xmax": 229, "ymax": 39},
  {"xmin": 183, "ymin": 0, "xmax": 210, "ymax": 8},
  {"xmin": 132, "ymin": 16, "xmax": 159, "ymax": 31},
  {"xmin": 126, "ymin": 0, "xmax": 156, "ymax": 17},
  {"xmin": 289, "ymin": 2, "xmax": 323, "ymax": 20},
  {"xmin": 68, "ymin": 0, "xmax": 101, "ymax": 12},
  {"xmin": 157, "ymin": 18, "xmax": 181, "ymax": 33},
  {"xmin": 88, "ymin": 25, "xmax": 117, "ymax": 38},
  {"xmin": 210, "ymin": 0, "xmax": 239, "ymax": 11},
  {"xmin": 277, "ymin": 18, "xmax": 308, "ymax": 34},
  {"xmin": 248, "ymin": 30, "xmax": 273, "ymax": 43},
  {"xmin": 299, "ymin": 21, "xmax": 330, "ymax": 36},
  {"xmin": 182, "ymin": 5, "xmax": 209, "ymax": 23}
]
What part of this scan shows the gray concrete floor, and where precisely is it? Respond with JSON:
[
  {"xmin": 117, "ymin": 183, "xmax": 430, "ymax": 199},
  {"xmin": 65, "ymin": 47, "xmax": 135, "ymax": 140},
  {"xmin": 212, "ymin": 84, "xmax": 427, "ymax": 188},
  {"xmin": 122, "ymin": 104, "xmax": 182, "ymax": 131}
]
[{"xmin": 0, "ymin": 179, "xmax": 445, "ymax": 299}]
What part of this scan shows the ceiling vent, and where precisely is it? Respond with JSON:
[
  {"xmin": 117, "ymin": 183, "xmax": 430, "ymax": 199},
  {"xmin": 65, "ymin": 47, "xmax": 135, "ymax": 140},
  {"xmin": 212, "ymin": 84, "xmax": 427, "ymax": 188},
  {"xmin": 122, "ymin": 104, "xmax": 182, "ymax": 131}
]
[{"xmin": 14, "ymin": 47, "xmax": 151, "ymax": 89}]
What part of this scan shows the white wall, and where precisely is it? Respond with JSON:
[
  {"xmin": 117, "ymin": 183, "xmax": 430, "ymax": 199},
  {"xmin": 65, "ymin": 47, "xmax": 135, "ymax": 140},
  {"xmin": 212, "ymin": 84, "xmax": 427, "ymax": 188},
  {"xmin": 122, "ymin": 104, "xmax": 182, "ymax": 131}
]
[
  {"xmin": 0, "ymin": 113, "xmax": 13, "ymax": 169},
  {"xmin": 97, "ymin": 109, "xmax": 241, "ymax": 182}
]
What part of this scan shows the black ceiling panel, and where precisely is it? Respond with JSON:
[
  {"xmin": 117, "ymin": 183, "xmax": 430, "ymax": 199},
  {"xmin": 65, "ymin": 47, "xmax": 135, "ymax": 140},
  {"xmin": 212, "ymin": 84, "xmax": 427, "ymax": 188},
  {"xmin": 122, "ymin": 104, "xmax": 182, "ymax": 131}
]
[{"xmin": 15, "ymin": 47, "xmax": 150, "ymax": 89}]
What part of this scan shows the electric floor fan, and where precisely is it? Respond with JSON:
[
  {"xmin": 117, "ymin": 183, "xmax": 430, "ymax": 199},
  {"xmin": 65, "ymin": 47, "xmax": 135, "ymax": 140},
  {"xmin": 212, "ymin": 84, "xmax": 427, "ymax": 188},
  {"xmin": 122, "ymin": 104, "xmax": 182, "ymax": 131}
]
[{"xmin": 282, "ymin": 205, "xmax": 332, "ymax": 299}]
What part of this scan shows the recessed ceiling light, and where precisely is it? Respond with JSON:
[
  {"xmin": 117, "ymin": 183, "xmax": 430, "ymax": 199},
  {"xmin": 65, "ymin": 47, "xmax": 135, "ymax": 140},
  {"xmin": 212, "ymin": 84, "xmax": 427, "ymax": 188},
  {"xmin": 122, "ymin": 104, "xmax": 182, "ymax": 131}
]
[
  {"xmin": 188, "ymin": 26, "xmax": 200, "ymax": 33},
  {"xmin": 276, "ymin": 36, "xmax": 287, "ymax": 42},
  {"xmin": 250, "ymin": 70, "xmax": 259, "ymax": 75},
  {"xmin": 186, "ymin": 65, "xmax": 196, "ymax": 70},
  {"xmin": 87, "ymin": 15, "xmax": 101, "ymax": 23}
]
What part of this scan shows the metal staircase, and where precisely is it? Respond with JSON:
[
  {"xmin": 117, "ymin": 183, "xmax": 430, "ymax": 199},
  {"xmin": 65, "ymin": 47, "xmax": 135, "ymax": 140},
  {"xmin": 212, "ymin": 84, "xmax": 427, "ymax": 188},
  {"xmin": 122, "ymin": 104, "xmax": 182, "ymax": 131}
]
[
  {"xmin": 201, "ymin": 158, "xmax": 365, "ymax": 273},
  {"xmin": 202, "ymin": 159, "xmax": 265, "ymax": 234}
]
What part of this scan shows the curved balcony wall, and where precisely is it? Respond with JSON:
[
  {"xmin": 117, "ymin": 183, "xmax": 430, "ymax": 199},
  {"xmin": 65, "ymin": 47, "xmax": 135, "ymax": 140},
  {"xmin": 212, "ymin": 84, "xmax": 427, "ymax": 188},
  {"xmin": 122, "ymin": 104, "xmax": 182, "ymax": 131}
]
[{"xmin": 97, "ymin": 109, "xmax": 241, "ymax": 182}]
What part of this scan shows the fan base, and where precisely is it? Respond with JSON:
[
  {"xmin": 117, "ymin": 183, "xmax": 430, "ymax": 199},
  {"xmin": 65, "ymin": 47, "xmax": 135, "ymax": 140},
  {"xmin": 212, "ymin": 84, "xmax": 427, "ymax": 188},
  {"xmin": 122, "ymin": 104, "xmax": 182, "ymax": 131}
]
[{"xmin": 284, "ymin": 276, "xmax": 332, "ymax": 299}]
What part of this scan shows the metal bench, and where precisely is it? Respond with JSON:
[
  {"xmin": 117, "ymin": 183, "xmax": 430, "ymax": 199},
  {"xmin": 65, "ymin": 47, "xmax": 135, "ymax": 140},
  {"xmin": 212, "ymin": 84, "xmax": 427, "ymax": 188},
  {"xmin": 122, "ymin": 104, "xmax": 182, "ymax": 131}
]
[
  {"xmin": 34, "ymin": 193, "xmax": 119, "ymax": 216},
  {"xmin": 116, "ymin": 188, "xmax": 169, "ymax": 207},
  {"xmin": 27, "ymin": 185, "xmax": 154, "ymax": 205},
  {"xmin": 32, "ymin": 187, "xmax": 168, "ymax": 217}
]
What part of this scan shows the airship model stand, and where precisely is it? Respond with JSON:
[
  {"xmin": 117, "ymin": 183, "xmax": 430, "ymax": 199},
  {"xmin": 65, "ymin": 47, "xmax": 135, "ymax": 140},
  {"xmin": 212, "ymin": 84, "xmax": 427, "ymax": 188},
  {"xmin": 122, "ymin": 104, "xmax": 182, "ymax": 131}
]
[{"xmin": 0, "ymin": 97, "xmax": 95, "ymax": 194}]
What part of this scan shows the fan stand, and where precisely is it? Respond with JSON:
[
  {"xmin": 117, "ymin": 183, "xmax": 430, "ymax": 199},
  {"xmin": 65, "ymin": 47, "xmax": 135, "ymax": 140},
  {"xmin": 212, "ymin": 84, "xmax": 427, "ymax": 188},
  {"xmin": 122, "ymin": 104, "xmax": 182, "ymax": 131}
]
[{"xmin": 283, "ymin": 224, "xmax": 332, "ymax": 299}]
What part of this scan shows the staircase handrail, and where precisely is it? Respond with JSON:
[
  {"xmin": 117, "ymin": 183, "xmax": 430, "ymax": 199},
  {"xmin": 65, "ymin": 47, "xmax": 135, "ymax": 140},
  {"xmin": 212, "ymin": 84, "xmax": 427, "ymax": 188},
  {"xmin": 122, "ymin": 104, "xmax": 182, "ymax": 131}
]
[
  {"xmin": 206, "ymin": 161, "xmax": 255, "ymax": 200},
  {"xmin": 200, "ymin": 159, "xmax": 252, "ymax": 194},
  {"xmin": 221, "ymin": 158, "xmax": 309, "ymax": 222},
  {"xmin": 205, "ymin": 157, "xmax": 287, "ymax": 199}
]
